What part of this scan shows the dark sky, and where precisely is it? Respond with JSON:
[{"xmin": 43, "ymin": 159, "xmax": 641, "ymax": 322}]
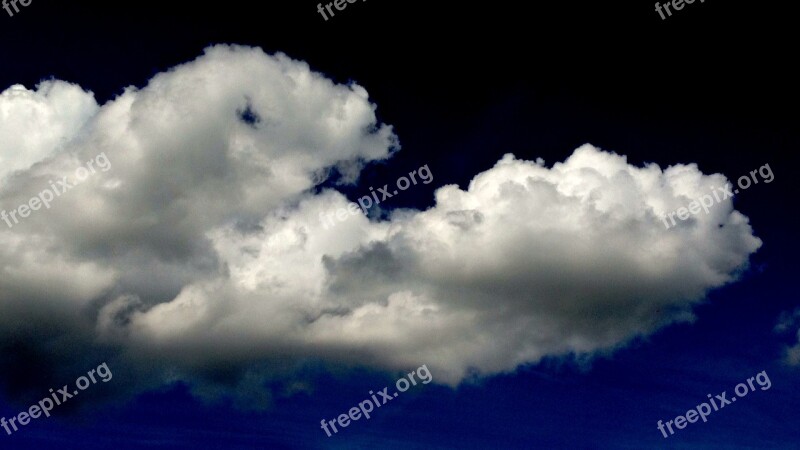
[{"xmin": 0, "ymin": 0, "xmax": 798, "ymax": 448}]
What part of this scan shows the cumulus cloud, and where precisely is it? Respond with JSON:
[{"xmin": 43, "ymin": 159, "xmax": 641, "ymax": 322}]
[
  {"xmin": 0, "ymin": 81, "xmax": 98, "ymax": 182},
  {"xmin": 0, "ymin": 45, "xmax": 762, "ymax": 406}
]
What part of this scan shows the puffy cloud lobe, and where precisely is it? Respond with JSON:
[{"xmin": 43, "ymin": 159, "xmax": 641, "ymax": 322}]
[
  {"xmin": 0, "ymin": 45, "xmax": 397, "ymax": 403},
  {"xmin": 0, "ymin": 81, "xmax": 98, "ymax": 182},
  {"xmin": 111, "ymin": 148, "xmax": 760, "ymax": 386},
  {"xmin": 0, "ymin": 46, "xmax": 762, "ymax": 404},
  {"xmin": 0, "ymin": 45, "xmax": 397, "ymax": 309}
]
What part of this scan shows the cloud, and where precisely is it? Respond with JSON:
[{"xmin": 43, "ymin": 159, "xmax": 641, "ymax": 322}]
[
  {"xmin": 0, "ymin": 81, "xmax": 98, "ymax": 183},
  {"xmin": 0, "ymin": 45, "xmax": 762, "ymax": 407}
]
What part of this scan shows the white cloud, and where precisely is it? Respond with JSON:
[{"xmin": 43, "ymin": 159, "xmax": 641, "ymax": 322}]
[
  {"xmin": 102, "ymin": 146, "xmax": 761, "ymax": 386},
  {"xmin": 0, "ymin": 45, "xmax": 763, "ymax": 402},
  {"xmin": 0, "ymin": 81, "xmax": 98, "ymax": 183}
]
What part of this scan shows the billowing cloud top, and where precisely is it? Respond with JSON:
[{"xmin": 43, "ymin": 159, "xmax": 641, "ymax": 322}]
[
  {"xmin": 0, "ymin": 81, "xmax": 98, "ymax": 182},
  {"xmin": 0, "ymin": 45, "xmax": 761, "ymax": 405}
]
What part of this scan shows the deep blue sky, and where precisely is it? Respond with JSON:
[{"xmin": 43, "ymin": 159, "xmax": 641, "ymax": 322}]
[{"xmin": 0, "ymin": 0, "xmax": 798, "ymax": 448}]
